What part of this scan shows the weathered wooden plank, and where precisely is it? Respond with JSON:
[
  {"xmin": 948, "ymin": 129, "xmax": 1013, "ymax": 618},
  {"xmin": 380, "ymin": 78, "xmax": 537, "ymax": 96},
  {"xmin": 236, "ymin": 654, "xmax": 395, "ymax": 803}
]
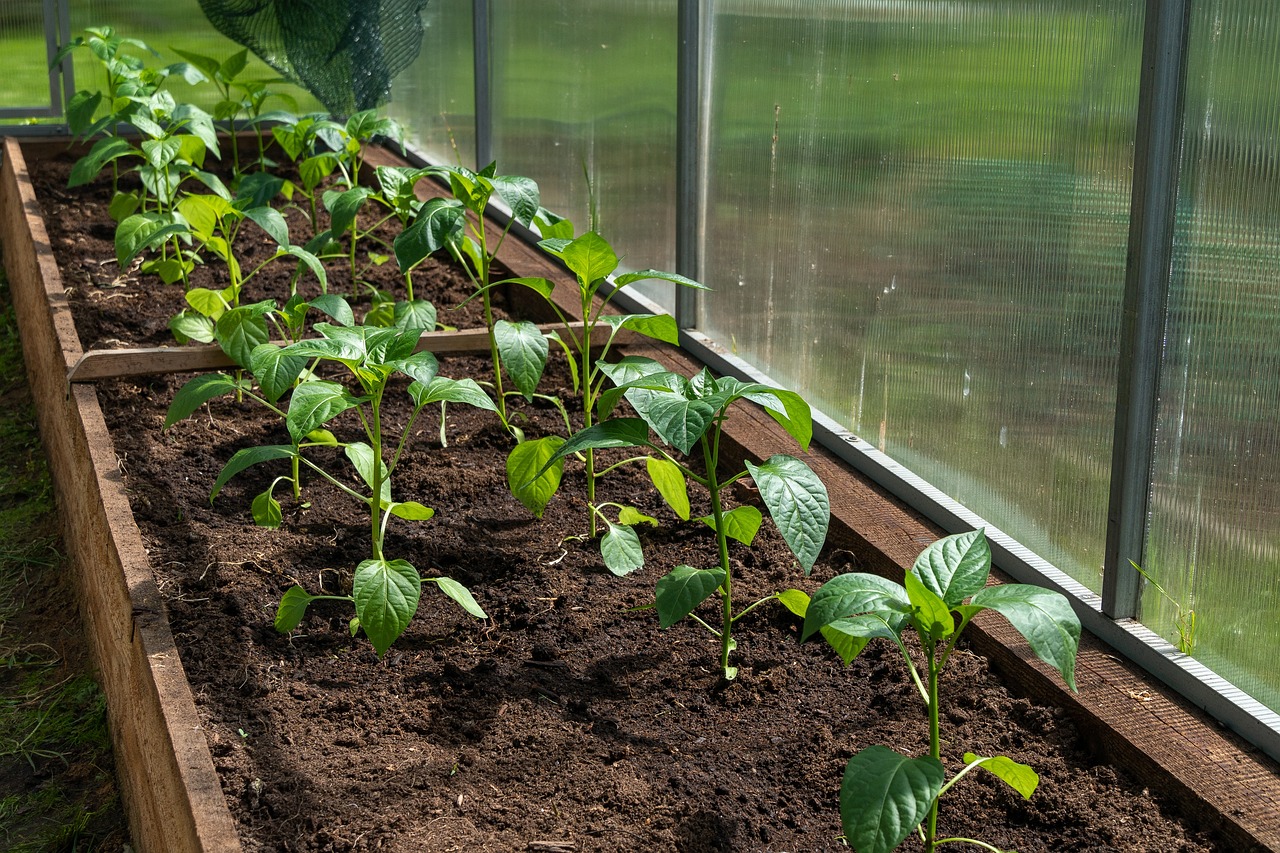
[
  {"xmin": 65, "ymin": 321, "xmax": 632, "ymax": 382},
  {"xmin": 2, "ymin": 137, "xmax": 242, "ymax": 853}
]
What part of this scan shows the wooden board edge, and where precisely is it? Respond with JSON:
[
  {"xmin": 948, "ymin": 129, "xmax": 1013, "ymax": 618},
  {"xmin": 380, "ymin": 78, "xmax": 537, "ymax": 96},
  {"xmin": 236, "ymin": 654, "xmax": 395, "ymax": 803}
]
[{"xmin": 3, "ymin": 138, "xmax": 242, "ymax": 852}]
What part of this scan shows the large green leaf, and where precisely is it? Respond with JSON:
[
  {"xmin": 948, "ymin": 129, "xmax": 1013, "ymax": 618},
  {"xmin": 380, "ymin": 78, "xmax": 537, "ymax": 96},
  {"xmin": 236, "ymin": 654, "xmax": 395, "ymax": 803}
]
[
  {"xmin": 165, "ymin": 373, "xmax": 240, "ymax": 428},
  {"xmin": 184, "ymin": 287, "xmax": 228, "ymax": 320},
  {"xmin": 802, "ymin": 573, "xmax": 907, "ymax": 641},
  {"xmin": 395, "ymin": 197, "xmax": 465, "ymax": 270},
  {"xmin": 775, "ymin": 589, "xmax": 872, "ymax": 665},
  {"xmin": 489, "ymin": 174, "xmax": 540, "ymax": 226},
  {"xmin": 970, "ymin": 584, "xmax": 1081, "ymax": 691},
  {"xmin": 552, "ymin": 419, "xmax": 653, "ymax": 464},
  {"xmin": 387, "ymin": 501, "xmax": 435, "ymax": 521},
  {"xmin": 251, "ymin": 489, "xmax": 283, "ymax": 529},
  {"xmin": 506, "ymin": 437, "xmax": 564, "ymax": 518},
  {"xmin": 115, "ymin": 212, "xmax": 187, "ymax": 267},
  {"xmin": 393, "ymin": 299, "xmax": 437, "ymax": 333},
  {"xmin": 646, "ymin": 456, "xmax": 690, "ymax": 520},
  {"xmin": 69, "ymin": 136, "xmax": 136, "ymax": 188},
  {"xmin": 286, "ymin": 381, "xmax": 362, "ymax": 443},
  {"xmin": 495, "ymin": 320, "xmax": 549, "ymax": 400},
  {"xmin": 600, "ymin": 313, "xmax": 679, "ymax": 345},
  {"xmin": 175, "ymin": 194, "xmax": 233, "ymax": 242},
  {"xmin": 215, "ymin": 306, "xmax": 270, "ymax": 368},
  {"xmin": 912, "ymin": 529, "xmax": 992, "ymax": 608},
  {"xmin": 600, "ymin": 520, "xmax": 645, "ymax": 577},
  {"xmin": 353, "ymin": 558, "xmax": 421, "ymax": 655},
  {"xmin": 613, "ymin": 268, "xmax": 709, "ymax": 291},
  {"xmin": 169, "ymin": 310, "xmax": 215, "ymax": 344},
  {"xmin": 963, "ymin": 752, "xmax": 1040, "ymax": 800},
  {"xmin": 211, "ymin": 445, "xmax": 296, "ymax": 500},
  {"xmin": 249, "ymin": 344, "xmax": 305, "ymax": 403},
  {"xmin": 698, "ymin": 505, "xmax": 763, "ymax": 546},
  {"xmin": 407, "ymin": 377, "xmax": 497, "ymax": 411},
  {"xmin": 597, "ymin": 356, "xmax": 666, "ymax": 388},
  {"xmin": 632, "ymin": 391, "xmax": 716, "ymax": 456},
  {"xmin": 555, "ymin": 231, "xmax": 618, "ymax": 284},
  {"xmin": 745, "ymin": 455, "xmax": 829, "ymax": 573},
  {"xmin": 141, "ymin": 136, "xmax": 180, "ymax": 170},
  {"xmin": 385, "ymin": 350, "xmax": 439, "ymax": 387},
  {"xmin": 742, "ymin": 387, "xmax": 814, "ymax": 451},
  {"xmin": 655, "ymin": 566, "xmax": 726, "ymax": 628},
  {"xmin": 840, "ymin": 746, "xmax": 945, "ymax": 853},
  {"xmin": 433, "ymin": 576, "xmax": 487, "ymax": 619},
  {"xmin": 904, "ymin": 570, "xmax": 954, "ymax": 641},
  {"xmin": 323, "ymin": 186, "xmax": 372, "ymax": 237},
  {"xmin": 307, "ymin": 294, "xmax": 354, "ymax": 327},
  {"xmin": 244, "ymin": 206, "xmax": 290, "ymax": 247}
]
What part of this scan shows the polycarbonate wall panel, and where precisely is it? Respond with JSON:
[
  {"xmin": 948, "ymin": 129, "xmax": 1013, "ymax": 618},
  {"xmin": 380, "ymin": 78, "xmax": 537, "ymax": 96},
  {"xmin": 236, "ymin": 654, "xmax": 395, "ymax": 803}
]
[
  {"xmin": 66, "ymin": 0, "xmax": 319, "ymax": 116},
  {"xmin": 389, "ymin": 0, "xmax": 475, "ymax": 167},
  {"xmin": 1147, "ymin": 1, "xmax": 1280, "ymax": 712},
  {"xmin": 489, "ymin": 0, "xmax": 678, "ymax": 308},
  {"xmin": 0, "ymin": 0, "xmax": 53, "ymax": 115},
  {"xmin": 699, "ymin": 1, "xmax": 1143, "ymax": 590}
]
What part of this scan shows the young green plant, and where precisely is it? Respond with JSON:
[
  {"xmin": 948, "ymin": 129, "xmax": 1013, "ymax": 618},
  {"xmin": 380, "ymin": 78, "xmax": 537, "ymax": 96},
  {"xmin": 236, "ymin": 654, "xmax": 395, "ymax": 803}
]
[
  {"xmin": 1130, "ymin": 560, "xmax": 1197, "ymax": 656},
  {"xmin": 541, "ymin": 360, "xmax": 828, "ymax": 679},
  {"xmin": 797, "ymin": 529, "xmax": 1082, "ymax": 853},
  {"xmin": 166, "ymin": 322, "xmax": 495, "ymax": 653}
]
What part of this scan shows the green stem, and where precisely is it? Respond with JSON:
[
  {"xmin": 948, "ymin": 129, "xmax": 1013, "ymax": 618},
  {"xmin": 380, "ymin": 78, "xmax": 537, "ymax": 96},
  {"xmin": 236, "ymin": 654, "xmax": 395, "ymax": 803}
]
[
  {"xmin": 291, "ymin": 455, "xmax": 301, "ymax": 500},
  {"xmin": 369, "ymin": 391, "xmax": 385, "ymax": 560},
  {"xmin": 925, "ymin": 645, "xmax": 942, "ymax": 853},
  {"xmin": 702, "ymin": 433, "xmax": 734, "ymax": 680}
]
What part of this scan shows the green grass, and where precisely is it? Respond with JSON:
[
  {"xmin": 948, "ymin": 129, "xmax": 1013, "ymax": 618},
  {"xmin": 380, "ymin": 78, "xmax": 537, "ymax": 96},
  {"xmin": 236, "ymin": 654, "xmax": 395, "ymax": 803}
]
[{"xmin": 0, "ymin": 267, "xmax": 128, "ymax": 852}]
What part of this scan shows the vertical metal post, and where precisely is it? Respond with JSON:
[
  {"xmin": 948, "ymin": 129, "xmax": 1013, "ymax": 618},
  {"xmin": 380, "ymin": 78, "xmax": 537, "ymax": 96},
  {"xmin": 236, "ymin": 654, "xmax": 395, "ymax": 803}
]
[
  {"xmin": 472, "ymin": 0, "xmax": 493, "ymax": 170},
  {"xmin": 1103, "ymin": 0, "xmax": 1192, "ymax": 619},
  {"xmin": 43, "ymin": 0, "xmax": 71, "ymax": 115},
  {"xmin": 674, "ymin": 0, "xmax": 703, "ymax": 327}
]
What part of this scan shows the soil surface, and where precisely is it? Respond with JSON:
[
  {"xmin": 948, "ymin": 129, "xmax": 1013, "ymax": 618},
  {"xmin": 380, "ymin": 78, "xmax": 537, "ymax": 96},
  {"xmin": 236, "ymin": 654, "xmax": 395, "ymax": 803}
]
[{"xmin": 28, "ymin": 149, "xmax": 1233, "ymax": 851}]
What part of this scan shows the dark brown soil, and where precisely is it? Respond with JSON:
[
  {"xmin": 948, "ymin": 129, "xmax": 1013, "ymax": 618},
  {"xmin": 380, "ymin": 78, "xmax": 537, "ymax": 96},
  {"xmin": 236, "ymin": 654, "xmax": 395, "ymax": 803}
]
[{"xmin": 31, "ymin": 147, "xmax": 1231, "ymax": 851}]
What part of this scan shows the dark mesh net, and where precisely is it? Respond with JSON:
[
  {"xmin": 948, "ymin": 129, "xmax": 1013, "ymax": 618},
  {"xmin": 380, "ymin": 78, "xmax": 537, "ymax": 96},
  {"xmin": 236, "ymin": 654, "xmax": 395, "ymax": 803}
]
[{"xmin": 196, "ymin": 0, "xmax": 429, "ymax": 115}]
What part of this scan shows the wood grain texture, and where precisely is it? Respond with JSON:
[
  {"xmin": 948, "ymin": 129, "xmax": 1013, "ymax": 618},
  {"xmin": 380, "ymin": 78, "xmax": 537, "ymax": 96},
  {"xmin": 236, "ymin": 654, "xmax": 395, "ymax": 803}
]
[{"xmin": 3, "ymin": 137, "xmax": 241, "ymax": 853}]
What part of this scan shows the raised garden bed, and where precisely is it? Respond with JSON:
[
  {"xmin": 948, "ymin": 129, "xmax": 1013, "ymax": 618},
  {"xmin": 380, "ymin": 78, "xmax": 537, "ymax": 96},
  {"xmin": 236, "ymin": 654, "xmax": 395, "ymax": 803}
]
[{"xmin": 4, "ymin": 135, "xmax": 1280, "ymax": 852}]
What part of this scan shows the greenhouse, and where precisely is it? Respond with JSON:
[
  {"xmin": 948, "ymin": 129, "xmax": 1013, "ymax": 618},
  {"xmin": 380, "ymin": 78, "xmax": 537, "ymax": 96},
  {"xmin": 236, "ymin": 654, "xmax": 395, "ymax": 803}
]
[{"xmin": 1, "ymin": 0, "xmax": 1278, "ymax": 850}]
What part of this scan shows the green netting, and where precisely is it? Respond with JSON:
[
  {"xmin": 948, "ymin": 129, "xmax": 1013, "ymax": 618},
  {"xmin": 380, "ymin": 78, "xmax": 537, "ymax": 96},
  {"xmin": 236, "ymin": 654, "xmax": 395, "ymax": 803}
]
[{"xmin": 196, "ymin": 0, "xmax": 429, "ymax": 116}]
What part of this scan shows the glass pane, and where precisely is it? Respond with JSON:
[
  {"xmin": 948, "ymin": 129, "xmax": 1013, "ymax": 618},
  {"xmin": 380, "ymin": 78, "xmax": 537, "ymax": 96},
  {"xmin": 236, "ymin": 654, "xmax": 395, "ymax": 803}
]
[
  {"xmin": 0, "ymin": 0, "xmax": 51, "ymax": 115},
  {"xmin": 490, "ymin": 0, "xmax": 678, "ymax": 308},
  {"xmin": 699, "ymin": 0, "xmax": 1143, "ymax": 590},
  {"xmin": 389, "ymin": 0, "xmax": 476, "ymax": 167},
  {"xmin": 1147, "ymin": 0, "xmax": 1280, "ymax": 712}
]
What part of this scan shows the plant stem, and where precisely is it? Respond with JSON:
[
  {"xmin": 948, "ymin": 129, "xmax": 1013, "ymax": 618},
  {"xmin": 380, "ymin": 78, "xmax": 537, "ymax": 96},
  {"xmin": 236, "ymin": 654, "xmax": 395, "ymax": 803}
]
[
  {"xmin": 925, "ymin": 645, "xmax": 942, "ymax": 853},
  {"xmin": 369, "ymin": 391, "xmax": 384, "ymax": 560},
  {"xmin": 702, "ymin": 434, "xmax": 734, "ymax": 679}
]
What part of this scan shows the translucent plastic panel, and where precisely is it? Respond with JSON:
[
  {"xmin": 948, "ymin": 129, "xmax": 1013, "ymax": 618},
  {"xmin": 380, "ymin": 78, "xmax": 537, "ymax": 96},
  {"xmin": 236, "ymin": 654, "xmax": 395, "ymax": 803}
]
[
  {"xmin": 489, "ymin": 0, "xmax": 677, "ymax": 308},
  {"xmin": 1147, "ymin": 1, "xmax": 1280, "ymax": 712},
  {"xmin": 699, "ymin": 1, "xmax": 1143, "ymax": 590},
  {"xmin": 0, "ymin": 0, "xmax": 52, "ymax": 114},
  {"xmin": 388, "ymin": 0, "xmax": 475, "ymax": 167},
  {"xmin": 67, "ymin": 0, "xmax": 319, "ymax": 116}
]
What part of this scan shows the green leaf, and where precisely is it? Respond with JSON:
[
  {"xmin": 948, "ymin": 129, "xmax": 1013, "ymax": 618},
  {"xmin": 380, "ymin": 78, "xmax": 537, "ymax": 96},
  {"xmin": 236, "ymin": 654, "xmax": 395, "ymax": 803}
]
[
  {"xmin": 646, "ymin": 457, "xmax": 689, "ymax": 520},
  {"xmin": 211, "ymin": 445, "xmax": 296, "ymax": 500},
  {"xmin": 345, "ymin": 442, "xmax": 391, "ymax": 503},
  {"xmin": 394, "ymin": 299, "xmax": 437, "ymax": 332},
  {"xmin": 904, "ymin": 571, "xmax": 954, "ymax": 640},
  {"xmin": 286, "ymin": 381, "xmax": 362, "ymax": 443},
  {"xmin": 963, "ymin": 753, "xmax": 1040, "ymax": 800},
  {"xmin": 697, "ymin": 505, "xmax": 762, "ymax": 546},
  {"xmin": 309, "ymin": 294, "xmax": 355, "ymax": 327},
  {"xmin": 912, "ymin": 529, "xmax": 992, "ymax": 608},
  {"xmin": 506, "ymin": 437, "xmax": 564, "ymax": 519},
  {"xmin": 175, "ymin": 194, "xmax": 234, "ymax": 242},
  {"xmin": 743, "ymin": 387, "xmax": 814, "ymax": 451},
  {"xmin": 69, "ymin": 136, "xmax": 136, "ymax": 188},
  {"xmin": 107, "ymin": 190, "xmax": 140, "ymax": 223},
  {"xmin": 613, "ymin": 268, "xmax": 710, "ymax": 291},
  {"xmin": 245, "ymin": 206, "xmax": 290, "ymax": 247},
  {"xmin": 495, "ymin": 320, "xmax": 549, "ymax": 400},
  {"xmin": 251, "ymin": 489, "xmax": 283, "ymax": 528},
  {"xmin": 433, "ymin": 576, "xmax": 487, "ymax": 619},
  {"xmin": 970, "ymin": 584, "xmax": 1081, "ymax": 691},
  {"xmin": 274, "ymin": 585, "xmax": 319, "ymax": 633},
  {"xmin": 385, "ymin": 350, "xmax": 439, "ymax": 386},
  {"xmin": 185, "ymin": 287, "xmax": 228, "ymax": 320},
  {"xmin": 549, "ymin": 420, "xmax": 654, "ymax": 472},
  {"xmin": 141, "ymin": 137, "xmax": 180, "ymax": 170},
  {"xmin": 115, "ymin": 213, "xmax": 187, "ymax": 267},
  {"xmin": 235, "ymin": 171, "xmax": 284, "ymax": 209},
  {"xmin": 323, "ymin": 186, "xmax": 372, "ymax": 237},
  {"xmin": 745, "ymin": 455, "xmax": 829, "ymax": 573},
  {"xmin": 215, "ymin": 306, "xmax": 270, "ymax": 368},
  {"xmin": 605, "ymin": 313, "xmax": 680, "ymax": 345},
  {"xmin": 654, "ymin": 566, "xmax": 726, "ymax": 628},
  {"xmin": 840, "ymin": 746, "xmax": 945, "ymax": 853},
  {"xmin": 249, "ymin": 344, "xmax": 305, "ymax": 403},
  {"xmin": 169, "ymin": 310, "xmax": 215, "ymax": 344},
  {"xmin": 407, "ymin": 377, "xmax": 497, "ymax": 411},
  {"xmin": 618, "ymin": 506, "xmax": 659, "ymax": 527},
  {"xmin": 489, "ymin": 174, "xmax": 540, "ymax": 226},
  {"xmin": 353, "ymin": 558, "xmax": 421, "ymax": 655},
  {"xmin": 600, "ymin": 520, "xmax": 645, "ymax": 577},
  {"xmin": 552, "ymin": 230, "xmax": 618, "ymax": 284},
  {"xmin": 633, "ymin": 390, "xmax": 716, "ymax": 456},
  {"xmin": 395, "ymin": 197, "xmax": 465, "ymax": 269},
  {"xmin": 66, "ymin": 90, "xmax": 103, "ymax": 137},
  {"xmin": 802, "ymin": 573, "xmax": 907, "ymax": 641},
  {"xmin": 165, "ymin": 373, "xmax": 240, "ymax": 427},
  {"xmin": 597, "ymin": 356, "xmax": 666, "ymax": 387},
  {"xmin": 501, "ymin": 276, "xmax": 556, "ymax": 299},
  {"xmin": 388, "ymin": 501, "xmax": 435, "ymax": 521}
]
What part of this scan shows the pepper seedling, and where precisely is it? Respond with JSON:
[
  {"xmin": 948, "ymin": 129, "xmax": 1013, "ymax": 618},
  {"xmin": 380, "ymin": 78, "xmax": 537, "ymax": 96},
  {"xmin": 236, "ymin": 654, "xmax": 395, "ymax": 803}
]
[
  {"xmin": 540, "ymin": 359, "xmax": 828, "ymax": 679},
  {"xmin": 796, "ymin": 529, "xmax": 1081, "ymax": 853}
]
